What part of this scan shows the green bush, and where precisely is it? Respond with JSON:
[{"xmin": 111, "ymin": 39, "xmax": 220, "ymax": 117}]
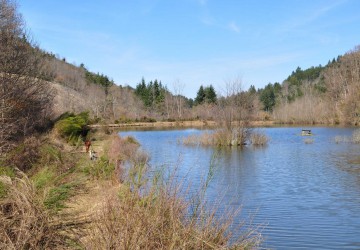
[{"xmin": 55, "ymin": 112, "xmax": 90, "ymax": 140}]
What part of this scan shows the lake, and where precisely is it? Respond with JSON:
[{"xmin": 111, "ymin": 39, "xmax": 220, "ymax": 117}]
[{"xmin": 119, "ymin": 127, "xmax": 360, "ymax": 249}]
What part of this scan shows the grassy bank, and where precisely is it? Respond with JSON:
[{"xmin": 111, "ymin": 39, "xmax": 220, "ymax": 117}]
[{"xmin": 0, "ymin": 125, "xmax": 262, "ymax": 249}]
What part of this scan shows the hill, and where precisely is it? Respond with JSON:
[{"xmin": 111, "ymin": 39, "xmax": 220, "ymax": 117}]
[
  {"xmin": 257, "ymin": 46, "xmax": 360, "ymax": 125},
  {"xmin": 47, "ymin": 45, "xmax": 360, "ymax": 126}
]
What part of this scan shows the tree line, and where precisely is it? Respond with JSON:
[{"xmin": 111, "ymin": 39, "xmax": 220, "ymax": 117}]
[{"xmin": 134, "ymin": 78, "xmax": 166, "ymax": 109}]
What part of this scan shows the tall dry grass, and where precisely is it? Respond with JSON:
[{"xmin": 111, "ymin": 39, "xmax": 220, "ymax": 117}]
[
  {"xmin": 0, "ymin": 172, "xmax": 83, "ymax": 249},
  {"xmin": 83, "ymin": 136, "xmax": 262, "ymax": 249},
  {"xmin": 1, "ymin": 132, "xmax": 262, "ymax": 249},
  {"xmin": 182, "ymin": 127, "xmax": 251, "ymax": 147},
  {"xmin": 249, "ymin": 131, "xmax": 269, "ymax": 146},
  {"xmin": 84, "ymin": 171, "xmax": 261, "ymax": 249}
]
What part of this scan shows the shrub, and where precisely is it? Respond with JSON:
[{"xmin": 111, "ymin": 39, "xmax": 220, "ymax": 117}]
[
  {"xmin": 182, "ymin": 127, "xmax": 251, "ymax": 147},
  {"xmin": 55, "ymin": 112, "xmax": 90, "ymax": 140},
  {"xmin": 250, "ymin": 131, "xmax": 269, "ymax": 146}
]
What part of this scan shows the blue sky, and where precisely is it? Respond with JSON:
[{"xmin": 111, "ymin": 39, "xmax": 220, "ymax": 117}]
[{"xmin": 19, "ymin": 0, "xmax": 360, "ymax": 98}]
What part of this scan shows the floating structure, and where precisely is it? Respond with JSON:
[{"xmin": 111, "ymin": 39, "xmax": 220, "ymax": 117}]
[{"xmin": 301, "ymin": 129, "xmax": 312, "ymax": 136}]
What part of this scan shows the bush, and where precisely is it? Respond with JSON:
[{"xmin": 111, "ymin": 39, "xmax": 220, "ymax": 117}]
[
  {"xmin": 250, "ymin": 131, "xmax": 269, "ymax": 146},
  {"xmin": 55, "ymin": 112, "xmax": 90, "ymax": 140},
  {"xmin": 182, "ymin": 128, "xmax": 251, "ymax": 147}
]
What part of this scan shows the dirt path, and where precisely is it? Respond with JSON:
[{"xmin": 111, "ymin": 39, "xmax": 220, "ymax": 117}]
[{"xmin": 59, "ymin": 135, "xmax": 121, "ymax": 244}]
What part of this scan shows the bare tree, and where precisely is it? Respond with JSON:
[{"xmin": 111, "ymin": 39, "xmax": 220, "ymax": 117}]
[
  {"xmin": 0, "ymin": 0, "xmax": 52, "ymax": 154},
  {"xmin": 217, "ymin": 77, "xmax": 253, "ymax": 145},
  {"xmin": 172, "ymin": 80, "xmax": 185, "ymax": 119},
  {"xmin": 322, "ymin": 46, "xmax": 360, "ymax": 124},
  {"xmin": 218, "ymin": 77, "xmax": 251, "ymax": 129}
]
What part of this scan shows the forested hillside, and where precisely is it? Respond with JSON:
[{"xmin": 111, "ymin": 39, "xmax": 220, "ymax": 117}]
[{"xmin": 256, "ymin": 47, "xmax": 360, "ymax": 125}]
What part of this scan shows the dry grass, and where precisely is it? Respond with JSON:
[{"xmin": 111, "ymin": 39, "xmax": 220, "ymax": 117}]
[
  {"xmin": 181, "ymin": 132, "xmax": 215, "ymax": 146},
  {"xmin": 1, "ymin": 131, "xmax": 262, "ymax": 249},
  {"xmin": 182, "ymin": 127, "xmax": 251, "ymax": 147},
  {"xmin": 0, "ymin": 172, "xmax": 83, "ymax": 249},
  {"xmin": 82, "ymin": 133, "xmax": 262, "ymax": 249},
  {"xmin": 83, "ymin": 163, "xmax": 262, "ymax": 249},
  {"xmin": 250, "ymin": 131, "xmax": 269, "ymax": 146}
]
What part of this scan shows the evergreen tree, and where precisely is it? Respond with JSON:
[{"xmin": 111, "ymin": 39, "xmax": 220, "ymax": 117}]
[
  {"xmin": 134, "ymin": 78, "xmax": 167, "ymax": 109},
  {"xmin": 259, "ymin": 83, "xmax": 276, "ymax": 111},
  {"xmin": 248, "ymin": 85, "xmax": 257, "ymax": 95},
  {"xmin": 195, "ymin": 85, "xmax": 217, "ymax": 105},
  {"xmin": 204, "ymin": 85, "xmax": 217, "ymax": 103},
  {"xmin": 195, "ymin": 85, "xmax": 205, "ymax": 105}
]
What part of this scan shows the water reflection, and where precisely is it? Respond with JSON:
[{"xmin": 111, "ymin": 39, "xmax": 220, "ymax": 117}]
[{"xmin": 119, "ymin": 127, "xmax": 360, "ymax": 249}]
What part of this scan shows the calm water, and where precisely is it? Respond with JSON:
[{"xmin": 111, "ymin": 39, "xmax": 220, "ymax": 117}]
[{"xmin": 119, "ymin": 127, "xmax": 360, "ymax": 249}]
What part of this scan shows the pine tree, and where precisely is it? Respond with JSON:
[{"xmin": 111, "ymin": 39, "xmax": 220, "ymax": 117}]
[
  {"xmin": 195, "ymin": 85, "xmax": 205, "ymax": 105},
  {"xmin": 204, "ymin": 85, "xmax": 217, "ymax": 103}
]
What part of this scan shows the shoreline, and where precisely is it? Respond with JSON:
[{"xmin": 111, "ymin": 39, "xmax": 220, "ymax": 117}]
[
  {"xmin": 90, "ymin": 120, "xmax": 276, "ymax": 128},
  {"xmin": 90, "ymin": 120, "xmax": 359, "ymax": 129}
]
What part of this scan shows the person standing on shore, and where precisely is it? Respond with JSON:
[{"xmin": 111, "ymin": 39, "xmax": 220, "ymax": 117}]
[{"xmin": 85, "ymin": 140, "xmax": 91, "ymax": 153}]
